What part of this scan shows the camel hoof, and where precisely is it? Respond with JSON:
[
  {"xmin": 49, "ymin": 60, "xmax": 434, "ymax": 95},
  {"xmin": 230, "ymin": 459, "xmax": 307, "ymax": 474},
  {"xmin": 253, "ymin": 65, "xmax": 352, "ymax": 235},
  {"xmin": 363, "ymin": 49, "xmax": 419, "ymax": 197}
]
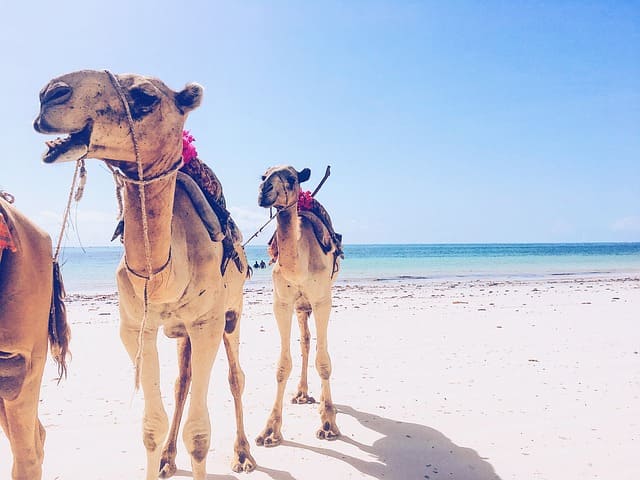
[
  {"xmin": 255, "ymin": 431, "xmax": 282, "ymax": 448},
  {"xmin": 316, "ymin": 422, "xmax": 340, "ymax": 441},
  {"xmin": 291, "ymin": 392, "xmax": 315, "ymax": 404},
  {"xmin": 159, "ymin": 459, "xmax": 177, "ymax": 478},
  {"xmin": 232, "ymin": 452, "xmax": 257, "ymax": 473}
]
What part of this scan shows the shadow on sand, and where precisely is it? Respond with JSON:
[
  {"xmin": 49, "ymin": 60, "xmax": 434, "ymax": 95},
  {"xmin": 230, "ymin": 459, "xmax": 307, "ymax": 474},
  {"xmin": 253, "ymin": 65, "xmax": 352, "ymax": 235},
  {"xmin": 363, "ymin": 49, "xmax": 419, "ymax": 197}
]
[
  {"xmin": 171, "ymin": 404, "xmax": 501, "ymax": 480},
  {"xmin": 172, "ymin": 465, "xmax": 296, "ymax": 480},
  {"xmin": 280, "ymin": 404, "xmax": 501, "ymax": 480}
]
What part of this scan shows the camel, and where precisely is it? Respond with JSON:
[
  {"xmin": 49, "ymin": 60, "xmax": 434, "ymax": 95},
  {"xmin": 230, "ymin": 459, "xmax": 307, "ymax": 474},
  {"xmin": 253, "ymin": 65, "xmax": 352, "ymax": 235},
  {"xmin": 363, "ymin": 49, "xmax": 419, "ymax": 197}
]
[
  {"xmin": 0, "ymin": 193, "xmax": 70, "ymax": 480},
  {"xmin": 255, "ymin": 165, "xmax": 342, "ymax": 447},
  {"xmin": 33, "ymin": 70, "xmax": 255, "ymax": 479}
]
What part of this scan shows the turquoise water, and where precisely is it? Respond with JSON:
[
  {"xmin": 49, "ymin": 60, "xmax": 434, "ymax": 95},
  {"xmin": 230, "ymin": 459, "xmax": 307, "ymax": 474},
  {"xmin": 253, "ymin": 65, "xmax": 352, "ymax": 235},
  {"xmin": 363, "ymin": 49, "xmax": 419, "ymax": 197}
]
[{"xmin": 56, "ymin": 243, "xmax": 640, "ymax": 294}]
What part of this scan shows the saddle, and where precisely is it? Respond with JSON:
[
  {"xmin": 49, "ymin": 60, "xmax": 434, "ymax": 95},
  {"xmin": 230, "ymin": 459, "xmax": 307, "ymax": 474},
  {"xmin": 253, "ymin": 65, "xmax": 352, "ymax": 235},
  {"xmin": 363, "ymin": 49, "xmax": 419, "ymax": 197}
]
[
  {"xmin": 112, "ymin": 158, "xmax": 244, "ymax": 275},
  {"xmin": 268, "ymin": 197, "xmax": 343, "ymax": 277}
]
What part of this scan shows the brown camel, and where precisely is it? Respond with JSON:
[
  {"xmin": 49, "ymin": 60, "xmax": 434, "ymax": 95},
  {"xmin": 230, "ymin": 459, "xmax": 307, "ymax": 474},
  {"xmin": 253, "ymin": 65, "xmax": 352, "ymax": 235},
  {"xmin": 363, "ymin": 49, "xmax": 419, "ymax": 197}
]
[
  {"xmin": 34, "ymin": 70, "xmax": 255, "ymax": 479},
  {"xmin": 0, "ymin": 194, "xmax": 70, "ymax": 480},
  {"xmin": 255, "ymin": 165, "xmax": 342, "ymax": 447}
]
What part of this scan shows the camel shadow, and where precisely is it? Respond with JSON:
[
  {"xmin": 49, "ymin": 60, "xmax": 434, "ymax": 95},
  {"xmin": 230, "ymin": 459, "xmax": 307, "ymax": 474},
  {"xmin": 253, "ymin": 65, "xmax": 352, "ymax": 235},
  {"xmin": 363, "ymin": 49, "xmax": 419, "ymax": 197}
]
[
  {"xmin": 172, "ymin": 468, "xmax": 236, "ymax": 480},
  {"xmin": 281, "ymin": 404, "xmax": 501, "ymax": 480},
  {"xmin": 172, "ymin": 466, "xmax": 296, "ymax": 480}
]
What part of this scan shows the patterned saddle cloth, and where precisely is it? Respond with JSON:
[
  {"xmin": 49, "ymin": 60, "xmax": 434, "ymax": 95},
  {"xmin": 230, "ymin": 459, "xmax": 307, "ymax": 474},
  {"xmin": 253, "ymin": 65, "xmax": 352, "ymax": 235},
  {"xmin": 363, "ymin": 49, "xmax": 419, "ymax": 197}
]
[{"xmin": 0, "ymin": 195, "xmax": 18, "ymax": 253}]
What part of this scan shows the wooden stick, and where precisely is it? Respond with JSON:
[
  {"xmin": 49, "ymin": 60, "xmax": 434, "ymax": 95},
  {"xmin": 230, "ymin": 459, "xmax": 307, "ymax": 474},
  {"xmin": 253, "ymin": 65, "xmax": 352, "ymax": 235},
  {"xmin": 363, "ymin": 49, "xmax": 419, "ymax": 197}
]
[{"xmin": 311, "ymin": 165, "xmax": 331, "ymax": 197}]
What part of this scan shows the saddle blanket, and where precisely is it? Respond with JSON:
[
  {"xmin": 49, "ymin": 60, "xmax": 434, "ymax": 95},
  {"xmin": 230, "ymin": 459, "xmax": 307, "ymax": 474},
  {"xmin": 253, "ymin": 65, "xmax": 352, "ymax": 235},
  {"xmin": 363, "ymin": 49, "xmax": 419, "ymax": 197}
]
[{"xmin": 0, "ymin": 213, "xmax": 17, "ymax": 252}]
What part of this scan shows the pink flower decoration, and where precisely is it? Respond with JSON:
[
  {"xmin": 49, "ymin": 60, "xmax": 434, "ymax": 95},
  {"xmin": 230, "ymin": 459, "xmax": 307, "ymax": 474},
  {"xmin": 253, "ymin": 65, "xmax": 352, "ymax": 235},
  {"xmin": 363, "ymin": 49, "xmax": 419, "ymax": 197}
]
[
  {"xmin": 298, "ymin": 190, "xmax": 314, "ymax": 211},
  {"xmin": 182, "ymin": 130, "xmax": 198, "ymax": 164}
]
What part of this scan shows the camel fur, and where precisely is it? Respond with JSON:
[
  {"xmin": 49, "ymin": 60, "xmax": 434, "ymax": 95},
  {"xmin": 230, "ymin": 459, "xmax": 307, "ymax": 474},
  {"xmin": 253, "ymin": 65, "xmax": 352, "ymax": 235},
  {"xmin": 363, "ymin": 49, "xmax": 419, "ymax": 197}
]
[
  {"xmin": 0, "ymin": 196, "xmax": 70, "ymax": 480},
  {"xmin": 34, "ymin": 70, "xmax": 255, "ymax": 479},
  {"xmin": 255, "ymin": 165, "xmax": 342, "ymax": 447}
]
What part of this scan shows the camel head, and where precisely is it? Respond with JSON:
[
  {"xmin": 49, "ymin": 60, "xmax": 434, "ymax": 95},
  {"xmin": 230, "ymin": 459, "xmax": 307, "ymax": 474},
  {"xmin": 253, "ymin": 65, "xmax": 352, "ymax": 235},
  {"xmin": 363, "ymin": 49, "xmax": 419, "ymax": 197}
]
[
  {"xmin": 258, "ymin": 165, "xmax": 311, "ymax": 210},
  {"xmin": 34, "ymin": 70, "xmax": 203, "ymax": 175}
]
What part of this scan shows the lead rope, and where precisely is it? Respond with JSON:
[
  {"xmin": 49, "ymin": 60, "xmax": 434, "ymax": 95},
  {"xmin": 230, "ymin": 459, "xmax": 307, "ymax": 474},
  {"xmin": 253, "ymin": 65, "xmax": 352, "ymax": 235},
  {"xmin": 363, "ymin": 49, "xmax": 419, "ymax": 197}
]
[
  {"xmin": 106, "ymin": 70, "xmax": 154, "ymax": 391},
  {"xmin": 54, "ymin": 159, "xmax": 85, "ymax": 262}
]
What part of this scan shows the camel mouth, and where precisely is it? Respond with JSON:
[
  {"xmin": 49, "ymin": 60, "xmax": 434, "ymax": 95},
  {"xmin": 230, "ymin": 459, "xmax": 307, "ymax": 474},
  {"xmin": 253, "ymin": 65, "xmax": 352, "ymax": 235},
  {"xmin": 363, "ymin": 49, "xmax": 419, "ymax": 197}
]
[
  {"xmin": 258, "ymin": 194, "xmax": 275, "ymax": 209},
  {"xmin": 42, "ymin": 122, "xmax": 92, "ymax": 164}
]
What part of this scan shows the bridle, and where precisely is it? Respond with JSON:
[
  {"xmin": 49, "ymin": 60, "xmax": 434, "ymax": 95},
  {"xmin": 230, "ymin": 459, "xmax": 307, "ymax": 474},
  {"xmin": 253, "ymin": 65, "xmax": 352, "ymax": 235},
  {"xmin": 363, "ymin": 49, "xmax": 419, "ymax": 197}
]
[{"xmin": 104, "ymin": 69, "xmax": 180, "ymax": 280}]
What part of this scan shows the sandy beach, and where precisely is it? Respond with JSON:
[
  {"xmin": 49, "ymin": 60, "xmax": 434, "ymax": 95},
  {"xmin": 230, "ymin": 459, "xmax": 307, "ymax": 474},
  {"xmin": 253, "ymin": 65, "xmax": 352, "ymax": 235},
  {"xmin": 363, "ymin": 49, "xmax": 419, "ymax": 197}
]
[{"xmin": 1, "ymin": 275, "xmax": 638, "ymax": 480}]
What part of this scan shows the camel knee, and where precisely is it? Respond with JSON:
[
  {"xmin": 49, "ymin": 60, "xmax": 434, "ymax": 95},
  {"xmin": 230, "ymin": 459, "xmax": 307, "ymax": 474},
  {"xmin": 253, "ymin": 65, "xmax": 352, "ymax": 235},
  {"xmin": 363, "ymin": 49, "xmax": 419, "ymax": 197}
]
[
  {"xmin": 315, "ymin": 355, "xmax": 332, "ymax": 380},
  {"xmin": 0, "ymin": 352, "xmax": 27, "ymax": 401},
  {"xmin": 228, "ymin": 367, "xmax": 245, "ymax": 396},
  {"xmin": 183, "ymin": 421, "xmax": 210, "ymax": 463},
  {"xmin": 12, "ymin": 455, "xmax": 43, "ymax": 480},
  {"xmin": 276, "ymin": 354, "xmax": 292, "ymax": 383},
  {"xmin": 142, "ymin": 411, "xmax": 169, "ymax": 452}
]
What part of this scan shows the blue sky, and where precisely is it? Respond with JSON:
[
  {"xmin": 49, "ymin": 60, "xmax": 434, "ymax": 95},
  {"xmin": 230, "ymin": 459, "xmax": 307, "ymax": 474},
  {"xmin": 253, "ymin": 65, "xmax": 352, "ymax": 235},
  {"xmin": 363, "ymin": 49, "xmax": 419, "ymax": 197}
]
[{"xmin": 1, "ymin": 1, "xmax": 638, "ymax": 246}]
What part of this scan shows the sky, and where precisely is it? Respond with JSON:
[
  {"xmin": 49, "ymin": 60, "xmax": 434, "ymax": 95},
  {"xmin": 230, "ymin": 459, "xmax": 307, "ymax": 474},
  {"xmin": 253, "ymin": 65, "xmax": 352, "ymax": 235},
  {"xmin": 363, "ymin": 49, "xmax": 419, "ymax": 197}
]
[{"xmin": 0, "ymin": 1, "xmax": 638, "ymax": 246}]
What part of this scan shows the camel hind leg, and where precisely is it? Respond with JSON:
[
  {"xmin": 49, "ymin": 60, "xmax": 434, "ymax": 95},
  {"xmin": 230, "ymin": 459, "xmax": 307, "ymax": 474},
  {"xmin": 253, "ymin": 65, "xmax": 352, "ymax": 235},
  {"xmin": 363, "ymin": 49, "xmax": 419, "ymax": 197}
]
[
  {"xmin": 291, "ymin": 305, "xmax": 315, "ymax": 404},
  {"xmin": 0, "ymin": 354, "xmax": 47, "ymax": 480},
  {"xmin": 159, "ymin": 336, "xmax": 191, "ymax": 479},
  {"xmin": 222, "ymin": 309, "xmax": 256, "ymax": 472}
]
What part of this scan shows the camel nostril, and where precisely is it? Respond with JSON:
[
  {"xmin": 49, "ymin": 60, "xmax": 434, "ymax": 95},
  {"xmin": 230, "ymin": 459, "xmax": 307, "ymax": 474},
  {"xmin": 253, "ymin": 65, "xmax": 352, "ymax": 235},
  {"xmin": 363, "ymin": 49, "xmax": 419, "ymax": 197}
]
[{"xmin": 43, "ymin": 82, "xmax": 72, "ymax": 106}]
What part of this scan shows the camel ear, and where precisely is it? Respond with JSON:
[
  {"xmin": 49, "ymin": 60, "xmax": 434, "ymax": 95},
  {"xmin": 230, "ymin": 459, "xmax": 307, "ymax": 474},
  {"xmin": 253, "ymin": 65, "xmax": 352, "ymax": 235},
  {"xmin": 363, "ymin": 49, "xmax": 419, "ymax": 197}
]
[
  {"xmin": 298, "ymin": 168, "xmax": 311, "ymax": 183},
  {"xmin": 176, "ymin": 83, "xmax": 203, "ymax": 113},
  {"xmin": 129, "ymin": 81, "xmax": 161, "ymax": 120}
]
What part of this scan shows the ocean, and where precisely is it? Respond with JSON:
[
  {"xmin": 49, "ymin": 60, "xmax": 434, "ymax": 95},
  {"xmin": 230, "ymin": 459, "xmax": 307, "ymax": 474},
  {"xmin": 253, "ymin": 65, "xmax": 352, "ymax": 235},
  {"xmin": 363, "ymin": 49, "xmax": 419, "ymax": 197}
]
[{"xmin": 55, "ymin": 243, "xmax": 640, "ymax": 294}]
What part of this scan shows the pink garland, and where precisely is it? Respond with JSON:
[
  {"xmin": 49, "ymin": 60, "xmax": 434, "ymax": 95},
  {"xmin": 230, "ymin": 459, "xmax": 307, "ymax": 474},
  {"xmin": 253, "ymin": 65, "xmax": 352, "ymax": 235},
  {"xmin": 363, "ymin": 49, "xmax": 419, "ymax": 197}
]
[
  {"xmin": 182, "ymin": 130, "xmax": 198, "ymax": 165},
  {"xmin": 298, "ymin": 190, "xmax": 314, "ymax": 211}
]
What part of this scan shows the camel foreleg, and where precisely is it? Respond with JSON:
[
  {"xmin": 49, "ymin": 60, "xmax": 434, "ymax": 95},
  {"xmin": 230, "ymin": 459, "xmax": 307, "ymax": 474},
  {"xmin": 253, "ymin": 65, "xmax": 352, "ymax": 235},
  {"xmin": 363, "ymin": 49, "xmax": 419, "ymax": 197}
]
[
  {"xmin": 255, "ymin": 300, "xmax": 294, "ymax": 447},
  {"xmin": 182, "ymin": 316, "xmax": 224, "ymax": 480},
  {"xmin": 223, "ymin": 309, "xmax": 256, "ymax": 472},
  {"xmin": 159, "ymin": 336, "xmax": 191, "ymax": 479},
  {"xmin": 312, "ymin": 299, "xmax": 340, "ymax": 440},
  {"xmin": 120, "ymin": 324, "xmax": 168, "ymax": 480}
]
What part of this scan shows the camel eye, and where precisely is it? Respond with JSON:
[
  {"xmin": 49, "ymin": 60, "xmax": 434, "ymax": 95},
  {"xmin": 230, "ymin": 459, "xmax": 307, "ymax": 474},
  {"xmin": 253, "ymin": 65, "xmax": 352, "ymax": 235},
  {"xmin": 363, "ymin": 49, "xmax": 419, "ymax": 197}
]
[
  {"xmin": 42, "ymin": 82, "xmax": 72, "ymax": 105},
  {"xmin": 129, "ymin": 85, "xmax": 160, "ymax": 120}
]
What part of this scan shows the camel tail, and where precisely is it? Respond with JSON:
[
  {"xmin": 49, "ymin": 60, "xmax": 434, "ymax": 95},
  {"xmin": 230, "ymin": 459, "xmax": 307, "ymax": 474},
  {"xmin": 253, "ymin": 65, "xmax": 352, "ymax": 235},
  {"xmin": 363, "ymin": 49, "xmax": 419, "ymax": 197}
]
[{"xmin": 49, "ymin": 260, "xmax": 71, "ymax": 382}]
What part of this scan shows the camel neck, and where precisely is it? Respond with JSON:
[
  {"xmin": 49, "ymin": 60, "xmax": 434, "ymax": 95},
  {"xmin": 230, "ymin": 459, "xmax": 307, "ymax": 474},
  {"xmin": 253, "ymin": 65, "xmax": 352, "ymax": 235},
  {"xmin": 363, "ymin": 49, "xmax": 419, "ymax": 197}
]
[
  {"xmin": 275, "ymin": 207, "xmax": 301, "ymax": 271},
  {"xmin": 122, "ymin": 174, "xmax": 176, "ymax": 276}
]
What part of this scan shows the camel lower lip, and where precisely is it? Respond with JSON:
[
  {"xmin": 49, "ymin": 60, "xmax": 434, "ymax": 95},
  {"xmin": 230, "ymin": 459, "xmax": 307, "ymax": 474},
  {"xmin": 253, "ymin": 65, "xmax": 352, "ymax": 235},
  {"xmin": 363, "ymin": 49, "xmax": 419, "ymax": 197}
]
[{"xmin": 42, "ymin": 123, "xmax": 91, "ymax": 163}]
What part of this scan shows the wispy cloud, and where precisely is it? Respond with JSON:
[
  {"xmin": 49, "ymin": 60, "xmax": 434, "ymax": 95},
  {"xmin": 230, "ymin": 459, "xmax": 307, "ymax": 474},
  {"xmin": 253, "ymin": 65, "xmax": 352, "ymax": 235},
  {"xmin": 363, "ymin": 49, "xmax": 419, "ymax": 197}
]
[{"xmin": 611, "ymin": 216, "xmax": 640, "ymax": 232}]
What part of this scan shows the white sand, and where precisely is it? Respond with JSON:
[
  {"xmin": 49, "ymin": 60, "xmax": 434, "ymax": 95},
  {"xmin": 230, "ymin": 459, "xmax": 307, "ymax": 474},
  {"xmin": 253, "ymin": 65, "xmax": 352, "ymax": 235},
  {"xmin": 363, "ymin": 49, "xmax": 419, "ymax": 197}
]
[{"xmin": 1, "ymin": 276, "xmax": 639, "ymax": 479}]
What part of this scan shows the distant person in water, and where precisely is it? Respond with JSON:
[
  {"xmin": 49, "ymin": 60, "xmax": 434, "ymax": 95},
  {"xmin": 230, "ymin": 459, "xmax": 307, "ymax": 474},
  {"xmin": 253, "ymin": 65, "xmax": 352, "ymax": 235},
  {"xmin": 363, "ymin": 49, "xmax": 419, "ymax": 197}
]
[
  {"xmin": 253, "ymin": 261, "xmax": 260, "ymax": 269},
  {"xmin": 260, "ymin": 260, "xmax": 266, "ymax": 269}
]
